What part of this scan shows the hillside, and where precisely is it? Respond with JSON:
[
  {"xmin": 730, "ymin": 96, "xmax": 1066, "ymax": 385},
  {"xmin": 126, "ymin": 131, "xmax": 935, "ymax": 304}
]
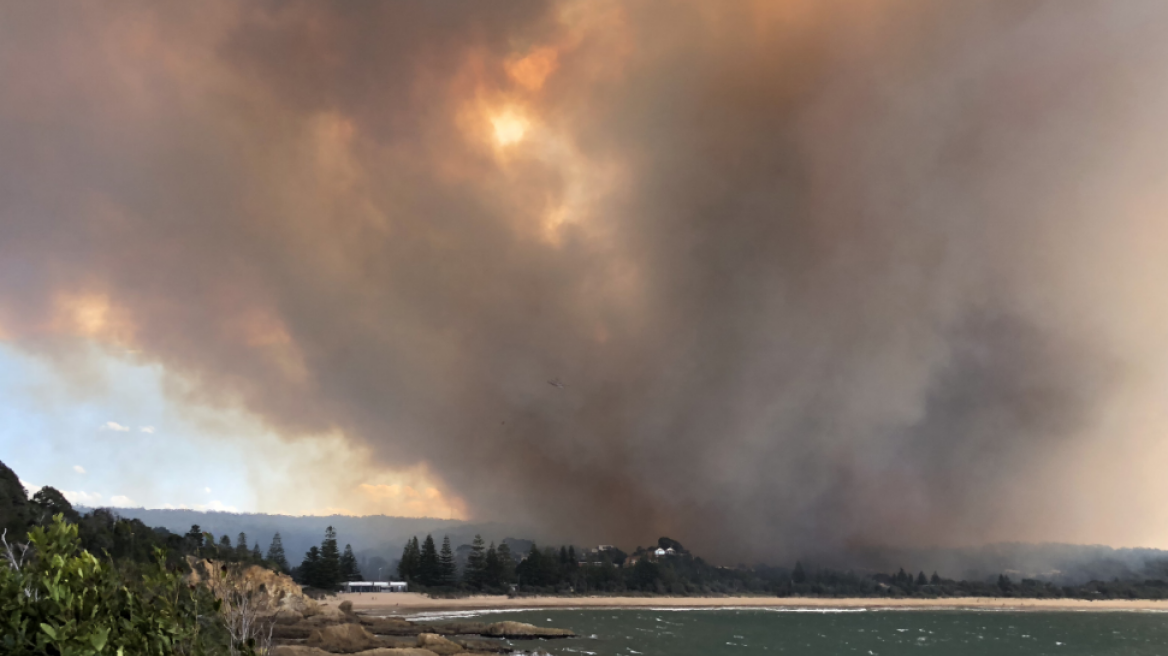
[{"xmin": 83, "ymin": 506, "xmax": 548, "ymax": 579}]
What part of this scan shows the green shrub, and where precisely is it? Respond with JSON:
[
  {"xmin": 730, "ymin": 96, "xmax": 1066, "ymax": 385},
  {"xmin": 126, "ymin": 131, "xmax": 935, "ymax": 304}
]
[{"xmin": 0, "ymin": 515, "xmax": 226, "ymax": 656}]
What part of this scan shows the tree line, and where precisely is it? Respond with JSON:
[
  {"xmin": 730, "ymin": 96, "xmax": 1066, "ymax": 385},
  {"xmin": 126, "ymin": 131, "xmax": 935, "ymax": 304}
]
[
  {"xmin": 391, "ymin": 533, "xmax": 1168, "ymax": 601},
  {"xmin": 397, "ymin": 534, "xmax": 519, "ymax": 589}
]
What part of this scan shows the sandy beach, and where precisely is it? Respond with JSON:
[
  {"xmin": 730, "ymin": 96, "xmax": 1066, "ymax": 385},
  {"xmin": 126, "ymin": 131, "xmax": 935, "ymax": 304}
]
[{"xmin": 328, "ymin": 592, "xmax": 1168, "ymax": 615}]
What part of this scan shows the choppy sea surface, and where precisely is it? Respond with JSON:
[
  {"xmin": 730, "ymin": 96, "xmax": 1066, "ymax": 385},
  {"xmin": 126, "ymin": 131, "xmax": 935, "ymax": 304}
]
[{"xmin": 408, "ymin": 607, "xmax": 1168, "ymax": 656}]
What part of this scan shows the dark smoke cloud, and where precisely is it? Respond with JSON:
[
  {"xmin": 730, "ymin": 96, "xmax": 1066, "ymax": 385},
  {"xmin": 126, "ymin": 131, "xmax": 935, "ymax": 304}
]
[{"xmin": 3, "ymin": 0, "xmax": 1168, "ymax": 562}]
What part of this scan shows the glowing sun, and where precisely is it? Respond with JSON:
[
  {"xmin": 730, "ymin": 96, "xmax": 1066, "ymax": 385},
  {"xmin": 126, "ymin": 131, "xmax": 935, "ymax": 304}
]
[{"xmin": 491, "ymin": 111, "xmax": 529, "ymax": 146}]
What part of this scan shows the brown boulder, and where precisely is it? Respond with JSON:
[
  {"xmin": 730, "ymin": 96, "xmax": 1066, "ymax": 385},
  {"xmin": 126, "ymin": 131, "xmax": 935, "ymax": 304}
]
[
  {"xmin": 416, "ymin": 633, "xmax": 462, "ymax": 655},
  {"xmin": 483, "ymin": 621, "xmax": 574, "ymax": 638},
  {"xmin": 274, "ymin": 607, "xmax": 305, "ymax": 624},
  {"xmin": 307, "ymin": 623, "xmax": 382, "ymax": 653}
]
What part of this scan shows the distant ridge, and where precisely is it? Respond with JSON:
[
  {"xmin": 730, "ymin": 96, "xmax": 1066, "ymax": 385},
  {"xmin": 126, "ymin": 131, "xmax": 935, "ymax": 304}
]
[
  {"xmin": 77, "ymin": 506, "xmax": 546, "ymax": 579},
  {"xmin": 77, "ymin": 506, "xmax": 465, "ymax": 566}
]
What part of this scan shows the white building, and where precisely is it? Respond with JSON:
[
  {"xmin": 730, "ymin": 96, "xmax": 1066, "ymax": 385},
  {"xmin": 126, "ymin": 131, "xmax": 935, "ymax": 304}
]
[{"xmin": 342, "ymin": 581, "xmax": 408, "ymax": 593}]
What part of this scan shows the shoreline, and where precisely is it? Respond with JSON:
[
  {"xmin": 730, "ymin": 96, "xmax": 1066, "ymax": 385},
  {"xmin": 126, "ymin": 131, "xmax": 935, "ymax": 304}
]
[{"xmin": 326, "ymin": 592, "xmax": 1168, "ymax": 615}]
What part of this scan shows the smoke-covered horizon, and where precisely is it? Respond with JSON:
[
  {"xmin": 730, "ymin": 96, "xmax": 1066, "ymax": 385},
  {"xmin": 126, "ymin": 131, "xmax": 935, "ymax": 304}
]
[{"xmin": 4, "ymin": 0, "xmax": 1168, "ymax": 563}]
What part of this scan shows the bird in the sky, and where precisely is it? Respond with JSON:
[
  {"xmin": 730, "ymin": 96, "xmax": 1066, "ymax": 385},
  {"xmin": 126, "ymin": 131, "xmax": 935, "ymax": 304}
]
[{"xmin": 547, "ymin": 378, "xmax": 566, "ymax": 389}]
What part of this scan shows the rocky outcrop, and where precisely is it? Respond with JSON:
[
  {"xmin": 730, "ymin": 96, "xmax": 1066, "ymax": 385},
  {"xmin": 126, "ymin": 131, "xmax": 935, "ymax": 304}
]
[
  {"xmin": 186, "ymin": 557, "xmax": 304, "ymax": 601},
  {"xmin": 306, "ymin": 623, "xmax": 383, "ymax": 653},
  {"xmin": 271, "ymin": 602, "xmax": 573, "ymax": 654},
  {"xmin": 482, "ymin": 621, "xmax": 575, "ymax": 638}
]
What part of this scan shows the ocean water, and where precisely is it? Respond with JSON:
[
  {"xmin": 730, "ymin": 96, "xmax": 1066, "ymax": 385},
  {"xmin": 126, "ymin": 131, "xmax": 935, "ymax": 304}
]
[{"xmin": 411, "ymin": 608, "xmax": 1168, "ymax": 656}]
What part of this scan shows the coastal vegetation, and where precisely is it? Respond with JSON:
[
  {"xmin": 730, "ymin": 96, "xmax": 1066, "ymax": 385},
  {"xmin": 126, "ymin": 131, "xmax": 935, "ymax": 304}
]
[
  {"xmin": 394, "ymin": 534, "xmax": 1168, "ymax": 601},
  {"xmin": 0, "ymin": 459, "xmax": 293, "ymax": 655}
]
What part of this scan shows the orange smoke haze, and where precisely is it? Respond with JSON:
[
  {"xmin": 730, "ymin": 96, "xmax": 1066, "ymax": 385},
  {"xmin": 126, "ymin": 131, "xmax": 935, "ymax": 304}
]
[{"xmin": 5, "ymin": 0, "xmax": 1168, "ymax": 562}]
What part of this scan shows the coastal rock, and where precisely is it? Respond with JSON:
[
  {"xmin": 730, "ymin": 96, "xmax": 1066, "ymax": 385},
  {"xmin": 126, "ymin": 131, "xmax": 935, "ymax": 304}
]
[
  {"xmin": 427, "ymin": 621, "xmax": 489, "ymax": 636},
  {"xmin": 311, "ymin": 602, "xmax": 347, "ymax": 621},
  {"xmin": 416, "ymin": 633, "xmax": 462, "ymax": 655},
  {"xmin": 270, "ymin": 647, "xmax": 333, "ymax": 656},
  {"xmin": 359, "ymin": 616, "xmax": 424, "ymax": 636},
  {"xmin": 186, "ymin": 557, "xmax": 303, "ymax": 601},
  {"xmin": 307, "ymin": 623, "xmax": 382, "ymax": 653},
  {"xmin": 483, "ymin": 621, "xmax": 575, "ymax": 638},
  {"xmin": 454, "ymin": 637, "xmax": 511, "ymax": 653},
  {"xmin": 272, "ymin": 648, "xmax": 442, "ymax": 656},
  {"xmin": 272, "ymin": 622, "xmax": 315, "ymax": 640},
  {"xmin": 283, "ymin": 594, "xmax": 321, "ymax": 617},
  {"xmin": 275, "ymin": 607, "xmax": 305, "ymax": 624},
  {"xmin": 348, "ymin": 644, "xmax": 439, "ymax": 648}
]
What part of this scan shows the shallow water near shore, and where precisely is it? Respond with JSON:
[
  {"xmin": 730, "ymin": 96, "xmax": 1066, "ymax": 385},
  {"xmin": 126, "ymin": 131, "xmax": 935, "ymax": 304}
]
[{"xmin": 413, "ymin": 608, "xmax": 1168, "ymax": 655}]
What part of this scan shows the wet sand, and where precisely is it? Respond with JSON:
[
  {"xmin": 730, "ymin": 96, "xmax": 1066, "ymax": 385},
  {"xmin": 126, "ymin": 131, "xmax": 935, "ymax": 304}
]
[{"xmin": 328, "ymin": 592, "xmax": 1168, "ymax": 615}]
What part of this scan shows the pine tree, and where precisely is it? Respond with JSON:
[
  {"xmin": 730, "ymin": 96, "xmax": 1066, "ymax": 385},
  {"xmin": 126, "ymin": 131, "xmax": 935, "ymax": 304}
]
[
  {"xmin": 516, "ymin": 543, "xmax": 546, "ymax": 587},
  {"xmin": 219, "ymin": 534, "xmax": 233, "ymax": 557},
  {"xmin": 465, "ymin": 535, "xmax": 486, "ymax": 588},
  {"xmin": 419, "ymin": 535, "xmax": 440, "ymax": 586},
  {"xmin": 792, "ymin": 561, "xmax": 806, "ymax": 584},
  {"xmin": 185, "ymin": 525, "xmax": 203, "ymax": 553},
  {"xmin": 398, "ymin": 537, "xmax": 420, "ymax": 581},
  {"xmin": 998, "ymin": 574, "xmax": 1012, "ymax": 592},
  {"xmin": 236, "ymin": 532, "xmax": 249, "ymax": 561},
  {"xmin": 496, "ymin": 542, "xmax": 516, "ymax": 584},
  {"xmin": 319, "ymin": 526, "xmax": 341, "ymax": 589},
  {"xmin": 252, "ymin": 543, "xmax": 262, "ymax": 562},
  {"xmin": 300, "ymin": 546, "xmax": 322, "ymax": 587},
  {"xmin": 916, "ymin": 571, "xmax": 928, "ymax": 586},
  {"xmin": 484, "ymin": 543, "xmax": 502, "ymax": 588},
  {"xmin": 567, "ymin": 546, "xmax": 577, "ymax": 568},
  {"xmin": 930, "ymin": 571, "xmax": 941, "ymax": 585},
  {"xmin": 267, "ymin": 532, "xmax": 289, "ymax": 572},
  {"xmin": 407, "ymin": 536, "xmax": 421, "ymax": 578},
  {"xmin": 340, "ymin": 544, "xmax": 360, "ymax": 581},
  {"xmin": 439, "ymin": 536, "xmax": 457, "ymax": 586}
]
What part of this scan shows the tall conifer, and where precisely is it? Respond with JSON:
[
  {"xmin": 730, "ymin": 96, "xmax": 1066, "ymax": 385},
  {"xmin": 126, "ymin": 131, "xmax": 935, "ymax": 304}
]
[
  {"xmin": 300, "ymin": 546, "xmax": 322, "ymax": 587},
  {"xmin": 320, "ymin": 526, "xmax": 341, "ymax": 588},
  {"xmin": 439, "ymin": 536, "xmax": 457, "ymax": 586},
  {"xmin": 496, "ymin": 542, "xmax": 516, "ymax": 584},
  {"xmin": 266, "ymin": 532, "xmax": 289, "ymax": 572},
  {"xmin": 419, "ymin": 535, "xmax": 440, "ymax": 586},
  {"xmin": 340, "ymin": 544, "xmax": 360, "ymax": 581},
  {"xmin": 465, "ymin": 534, "xmax": 486, "ymax": 588},
  {"xmin": 484, "ymin": 543, "xmax": 502, "ymax": 588}
]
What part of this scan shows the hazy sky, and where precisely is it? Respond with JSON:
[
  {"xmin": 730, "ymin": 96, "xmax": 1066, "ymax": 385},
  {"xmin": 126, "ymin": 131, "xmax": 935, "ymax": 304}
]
[{"xmin": 4, "ymin": 0, "xmax": 1168, "ymax": 562}]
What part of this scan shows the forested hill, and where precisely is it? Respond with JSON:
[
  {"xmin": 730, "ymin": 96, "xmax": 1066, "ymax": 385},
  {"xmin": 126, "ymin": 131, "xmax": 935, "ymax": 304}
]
[{"xmin": 80, "ymin": 506, "xmax": 465, "ymax": 567}]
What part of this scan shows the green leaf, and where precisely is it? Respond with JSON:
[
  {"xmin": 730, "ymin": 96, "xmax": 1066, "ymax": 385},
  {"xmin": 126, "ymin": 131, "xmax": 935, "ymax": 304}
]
[
  {"xmin": 90, "ymin": 626, "xmax": 110, "ymax": 651},
  {"xmin": 39, "ymin": 622, "xmax": 58, "ymax": 640}
]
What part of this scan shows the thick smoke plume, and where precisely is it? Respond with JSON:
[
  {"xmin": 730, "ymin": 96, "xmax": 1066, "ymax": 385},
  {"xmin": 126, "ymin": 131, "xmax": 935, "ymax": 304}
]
[{"xmin": 4, "ymin": 1, "xmax": 1168, "ymax": 562}]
